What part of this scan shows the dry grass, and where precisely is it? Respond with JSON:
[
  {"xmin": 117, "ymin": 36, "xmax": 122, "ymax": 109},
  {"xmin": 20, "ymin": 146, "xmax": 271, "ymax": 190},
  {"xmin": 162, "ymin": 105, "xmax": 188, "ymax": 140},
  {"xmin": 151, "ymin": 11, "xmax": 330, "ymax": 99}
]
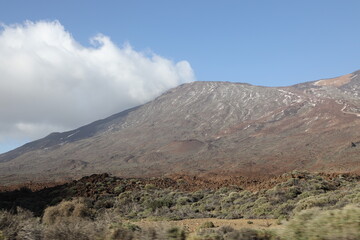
[
  {"xmin": 42, "ymin": 199, "xmax": 92, "ymax": 225},
  {"xmin": 132, "ymin": 218, "xmax": 279, "ymax": 233}
]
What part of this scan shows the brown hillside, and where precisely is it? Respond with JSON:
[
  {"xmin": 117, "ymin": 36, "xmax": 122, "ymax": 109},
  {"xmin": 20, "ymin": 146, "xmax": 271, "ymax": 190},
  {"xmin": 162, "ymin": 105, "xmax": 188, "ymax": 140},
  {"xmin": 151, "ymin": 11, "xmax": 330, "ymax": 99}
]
[{"xmin": 0, "ymin": 71, "xmax": 360, "ymax": 184}]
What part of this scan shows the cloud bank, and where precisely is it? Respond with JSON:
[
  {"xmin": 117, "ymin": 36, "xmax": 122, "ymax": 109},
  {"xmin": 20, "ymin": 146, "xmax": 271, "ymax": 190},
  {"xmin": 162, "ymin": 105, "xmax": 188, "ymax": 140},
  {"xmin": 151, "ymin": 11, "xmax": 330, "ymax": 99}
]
[{"xmin": 0, "ymin": 21, "xmax": 195, "ymax": 146}]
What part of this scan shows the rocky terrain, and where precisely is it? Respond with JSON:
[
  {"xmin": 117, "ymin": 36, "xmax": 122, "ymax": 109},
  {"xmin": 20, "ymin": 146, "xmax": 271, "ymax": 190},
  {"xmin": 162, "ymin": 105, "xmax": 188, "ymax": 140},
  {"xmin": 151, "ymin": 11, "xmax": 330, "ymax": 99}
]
[{"xmin": 1, "ymin": 71, "xmax": 360, "ymax": 184}]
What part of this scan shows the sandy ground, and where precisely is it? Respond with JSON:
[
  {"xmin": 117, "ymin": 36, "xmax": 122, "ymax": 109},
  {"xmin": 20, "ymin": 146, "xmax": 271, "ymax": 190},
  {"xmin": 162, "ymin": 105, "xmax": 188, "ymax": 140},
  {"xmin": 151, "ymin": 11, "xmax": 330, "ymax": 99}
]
[{"xmin": 130, "ymin": 218, "xmax": 282, "ymax": 233}]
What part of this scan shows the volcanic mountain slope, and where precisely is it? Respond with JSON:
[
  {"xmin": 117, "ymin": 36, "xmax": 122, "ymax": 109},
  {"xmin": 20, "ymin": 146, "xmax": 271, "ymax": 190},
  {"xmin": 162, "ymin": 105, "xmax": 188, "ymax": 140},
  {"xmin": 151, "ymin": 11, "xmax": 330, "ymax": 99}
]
[{"xmin": 1, "ymin": 71, "xmax": 360, "ymax": 183}]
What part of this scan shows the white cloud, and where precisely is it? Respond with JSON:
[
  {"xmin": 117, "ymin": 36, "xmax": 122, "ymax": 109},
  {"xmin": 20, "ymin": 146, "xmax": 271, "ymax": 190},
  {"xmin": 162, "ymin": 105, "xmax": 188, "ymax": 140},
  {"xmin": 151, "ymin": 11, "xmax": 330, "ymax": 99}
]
[{"xmin": 0, "ymin": 20, "xmax": 195, "ymax": 145}]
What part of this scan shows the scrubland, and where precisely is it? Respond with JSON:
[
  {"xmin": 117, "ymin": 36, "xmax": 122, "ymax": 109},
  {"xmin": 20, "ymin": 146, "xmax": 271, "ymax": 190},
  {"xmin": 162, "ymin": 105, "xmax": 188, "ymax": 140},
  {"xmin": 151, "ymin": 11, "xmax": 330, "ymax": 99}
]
[{"xmin": 1, "ymin": 171, "xmax": 360, "ymax": 239}]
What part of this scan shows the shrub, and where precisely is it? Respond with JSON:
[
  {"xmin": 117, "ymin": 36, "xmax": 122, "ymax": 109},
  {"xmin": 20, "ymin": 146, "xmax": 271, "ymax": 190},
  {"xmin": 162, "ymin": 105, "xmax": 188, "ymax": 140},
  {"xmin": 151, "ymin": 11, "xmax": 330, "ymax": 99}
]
[
  {"xmin": 121, "ymin": 222, "xmax": 141, "ymax": 232},
  {"xmin": 94, "ymin": 198, "xmax": 115, "ymax": 209},
  {"xmin": 222, "ymin": 211, "xmax": 243, "ymax": 219},
  {"xmin": 44, "ymin": 219, "xmax": 104, "ymax": 240},
  {"xmin": 142, "ymin": 227, "xmax": 159, "ymax": 240},
  {"xmin": 167, "ymin": 227, "xmax": 186, "ymax": 240},
  {"xmin": 0, "ymin": 208, "xmax": 38, "ymax": 239},
  {"xmin": 108, "ymin": 228, "xmax": 134, "ymax": 240},
  {"xmin": 199, "ymin": 221, "xmax": 215, "ymax": 229},
  {"xmin": 107, "ymin": 223, "xmax": 140, "ymax": 240},
  {"xmin": 189, "ymin": 230, "xmax": 222, "ymax": 240},
  {"xmin": 15, "ymin": 218, "xmax": 44, "ymax": 240},
  {"xmin": 251, "ymin": 202, "xmax": 273, "ymax": 218},
  {"xmin": 146, "ymin": 198, "xmax": 174, "ymax": 211},
  {"xmin": 191, "ymin": 226, "xmax": 276, "ymax": 240},
  {"xmin": 225, "ymin": 228, "xmax": 275, "ymax": 240},
  {"xmin": 177, "ymin": 197, "xmax": 191, "ymax": 205},
  {"xmin": 282, "ymin": 204, "xmax": 360, "ymax": 240},
  {"xmin": 272, "ymin": 201, "xmax": 296, "ymax": 218},
  {"xmin": 114, "ymin": 185, "xmax": 126, "ymax": 194},
  {"xmin": 42, "ymin": 199, "xmax": 91, "ymax": 225},
  {"xmin": 293, "ymin": 194, "xmax": 340, "ymax": 212},
  {"xmin": 145, "ymin": 184, "xmax": 156, "ymax": 190}
]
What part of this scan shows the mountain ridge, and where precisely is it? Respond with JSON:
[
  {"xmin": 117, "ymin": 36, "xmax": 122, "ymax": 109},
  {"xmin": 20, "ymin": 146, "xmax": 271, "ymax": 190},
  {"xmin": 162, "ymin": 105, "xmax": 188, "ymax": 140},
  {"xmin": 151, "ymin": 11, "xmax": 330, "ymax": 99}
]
[{"xmin": 1, "ymin": 70, "xmax": 360, "ymax": 184}]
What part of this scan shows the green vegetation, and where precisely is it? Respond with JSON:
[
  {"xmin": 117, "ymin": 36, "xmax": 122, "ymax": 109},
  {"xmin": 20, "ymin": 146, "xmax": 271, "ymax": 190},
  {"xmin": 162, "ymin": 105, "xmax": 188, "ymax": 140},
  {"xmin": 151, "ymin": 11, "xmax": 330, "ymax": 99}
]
[
  {"xmin": 199, "ymin": 221, "xmax": 215, "ymax": 229},
  {"xmin": 282, "ymin": 205, "xmax": 360, "ymax": 240},
  {"xmin": 102, "ymin": 171, "xmax": 360, "ymax": 220},
  {"xmin": 0, "ymin": 202, "xmax": 360, "ymax": 239},
  {"xmin": 1, "ymin": 171, "xmax": 360, "ymax": 239}
]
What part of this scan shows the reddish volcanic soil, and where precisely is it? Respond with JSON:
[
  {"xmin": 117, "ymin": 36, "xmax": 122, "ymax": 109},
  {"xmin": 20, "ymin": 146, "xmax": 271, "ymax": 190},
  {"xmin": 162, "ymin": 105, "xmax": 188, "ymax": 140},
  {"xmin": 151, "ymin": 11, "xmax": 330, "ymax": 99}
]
[{"xmin": 1, "ymin": 171, "xmax": 359, "ymax": 193}]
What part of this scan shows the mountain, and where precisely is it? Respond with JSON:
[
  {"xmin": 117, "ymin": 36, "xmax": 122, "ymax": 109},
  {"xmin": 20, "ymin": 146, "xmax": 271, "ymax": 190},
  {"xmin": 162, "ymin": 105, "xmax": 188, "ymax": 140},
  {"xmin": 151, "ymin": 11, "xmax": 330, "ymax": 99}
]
[{"xmin": 1, "ymin": 71, "xmax": 360, "ymax": 184}]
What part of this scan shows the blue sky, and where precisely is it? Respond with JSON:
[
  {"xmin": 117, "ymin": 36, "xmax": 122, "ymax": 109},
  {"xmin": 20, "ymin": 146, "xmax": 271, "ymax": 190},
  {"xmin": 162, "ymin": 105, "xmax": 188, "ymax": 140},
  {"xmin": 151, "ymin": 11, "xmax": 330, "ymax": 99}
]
[
  {"xmin": 1, "ymin": 0, "xmax": 360, "ymax": 153},
  {"xmin": 2, "ymin": 0, "xmax": 360, "ymax": 85}
]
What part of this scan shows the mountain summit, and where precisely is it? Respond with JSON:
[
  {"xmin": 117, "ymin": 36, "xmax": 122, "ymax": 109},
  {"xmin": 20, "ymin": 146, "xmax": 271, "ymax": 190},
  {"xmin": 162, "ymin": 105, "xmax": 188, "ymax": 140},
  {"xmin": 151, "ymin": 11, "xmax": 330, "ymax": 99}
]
[{"xmin": 1, "ymin": 71, "xmax": 360, "ymax": 183}]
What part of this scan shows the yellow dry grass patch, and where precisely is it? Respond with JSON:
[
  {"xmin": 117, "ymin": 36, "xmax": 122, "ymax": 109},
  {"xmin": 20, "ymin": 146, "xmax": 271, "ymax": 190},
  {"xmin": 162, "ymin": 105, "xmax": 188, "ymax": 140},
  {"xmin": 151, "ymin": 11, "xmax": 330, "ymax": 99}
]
[{"xmin": 131, "ymin": 218, "xmax": 280, "ymax": 233}]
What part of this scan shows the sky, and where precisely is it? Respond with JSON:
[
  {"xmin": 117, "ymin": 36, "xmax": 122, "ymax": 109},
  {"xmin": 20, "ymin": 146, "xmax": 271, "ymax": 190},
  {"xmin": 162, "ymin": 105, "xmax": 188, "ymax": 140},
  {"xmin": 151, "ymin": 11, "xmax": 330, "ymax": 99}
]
[{"xmin": 1, "ymin": 0, "xmax": 360, "ymax": 153}]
